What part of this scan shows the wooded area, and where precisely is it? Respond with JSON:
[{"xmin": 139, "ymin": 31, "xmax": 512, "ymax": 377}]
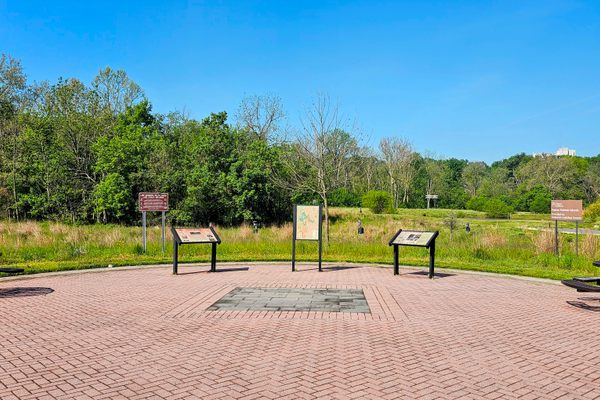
[{"xmin": 1, "ymin": 53, "xmax": 599, "ymax": 227}]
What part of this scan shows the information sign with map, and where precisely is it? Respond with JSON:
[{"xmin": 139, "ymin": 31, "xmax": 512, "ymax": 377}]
[
  {"xmin": 295, "ymin": 205, "xmax": 321, "ymax": 241},
  {"xmin": 389, "ymin": 229, "xmax": 439, "ymax": 278},
  {"xmin": 292, "ymin": 204, "xmax": 323, "ymax": 272}
]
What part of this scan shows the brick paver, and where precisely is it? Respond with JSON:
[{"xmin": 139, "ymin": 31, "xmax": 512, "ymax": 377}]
[{"xmin": 1, "ymin": 263, "xmax": 599, "ymax": 399}]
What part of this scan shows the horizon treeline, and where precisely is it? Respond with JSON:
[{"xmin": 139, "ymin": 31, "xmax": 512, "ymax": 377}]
[{"xmin": 1, "ymin": 54, "xmax": 599, "ymax": 225}]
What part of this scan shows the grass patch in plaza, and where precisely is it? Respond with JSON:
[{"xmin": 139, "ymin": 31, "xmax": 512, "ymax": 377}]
[{"xmin": 1, "ymin": 207, "xmax": 599, "ymax": 280}]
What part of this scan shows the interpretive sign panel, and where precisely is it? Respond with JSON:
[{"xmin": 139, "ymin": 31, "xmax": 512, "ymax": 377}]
[
  {"xmin": 390, "ymin": 230, "xmax": 438, "ymax": 247},
  {"xmin": 139, "ymin": 192, "xmax": 169, "ymax": 211},
  {"xmin": 551, "ymin": 200, "xmax": 583, "ymax": 221},
  {"xmin": 295, "ymin": 205, "xmax": 321, "ymax": 241},
  {"xmin": 173, "ymin": 228, "xmax": 220, "ymax": 244},
  {"xmin": 292, "ymin": 204, "xmax": 323, "ymax": 272},
  {"xmin": 389, "ymin": 229, "xmax": 439, "ymax": 278},
  {"xmin": 171, "ymin": 226, "xmax": 221, "ymax": 274}
]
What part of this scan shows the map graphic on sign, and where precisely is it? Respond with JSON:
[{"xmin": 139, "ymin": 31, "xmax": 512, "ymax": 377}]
[{"xmin": 295, "ymin": 205, "xmax": 320, "ymax": 241}]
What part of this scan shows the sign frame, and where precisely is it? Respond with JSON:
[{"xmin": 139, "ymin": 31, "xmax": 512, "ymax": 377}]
[
  {"xmin": 171, "ymin": 226, "xmax": 222, "ymax": 275},
  {"xmin": 550, "ymin": 200, "xmax": 583, "ymax": 256},
  {"xmin": 138, "ymin": 192, "xmax": 169, "ymax": 254},
  {"xmin": 388, "ymin": 229, "xmax": 439, "ymax": 278},
  {"xmin": 292, "ymin": 204, "xmax": 323, "ymax": 272}
]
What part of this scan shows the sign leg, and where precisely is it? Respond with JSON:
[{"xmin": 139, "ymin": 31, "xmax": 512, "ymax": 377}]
[
  {"xmin": 173, "ymin": 242, "xmax": 178, "ymax": 275},
  {"xmin": 211, "ymin": 243, "xmax": 217, "ymax": 272},
  {"xmin": 429, "ymin": 242, "xmax": 435, "ymax": 279},
  {"xmin": 161, "ymin": 211, "xmax": 166, "ymax": 255},
  {"xmin": 394, "ymin": 245, "xmax": 399, "ymax": 275},
  {"xmin": 318, "ymin": 235, "xmax": 323, "ymax": 272},
  {"xmin": 575, "ymin": 221, "xmax": 579, "ymax": 256},
  {"xmin": 142, "ymin": 211, "xmax": 147, "ymax": 253},
  {"xmin": 555, "ymin": 220, "xmax": 559, "ymax": 256}
]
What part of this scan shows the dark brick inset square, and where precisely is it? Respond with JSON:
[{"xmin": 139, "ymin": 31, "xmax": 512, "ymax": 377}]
[{"xmin": 207, "ymin": 287, "xmax": 370, "ymax": 313}]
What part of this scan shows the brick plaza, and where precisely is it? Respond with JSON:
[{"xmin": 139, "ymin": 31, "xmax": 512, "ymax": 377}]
[{"xmin": 1, "ymin": 263, "xmax": 599, "ymax": 399}]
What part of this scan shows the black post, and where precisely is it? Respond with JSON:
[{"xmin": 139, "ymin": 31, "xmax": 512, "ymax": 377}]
[
  {"xmin": 292, "ymin": 205, "xmax": 297, "ymax": 272},
  {"xmin": 429, "ymin": 241, "xmax": 435, "ymax": 279},
  {"xmin": 555, "ymin": 220, "xmax": 559, "ymax": 255},
  {"xmin": 575, "ymin": 221, "xmax": 579, "ymax": 257},
  {"xmin": 211, "ymin": 242, "xmax": 217, "ymax": 272},
  {"xmin": 393, "ymin": 245, "xmax": 399, "ymax": 275},
  {"xmin": 318, "ymin": 204, "xmax": 323, "ymax": 272},
  {"xmin": 173, "ymin": 241, "xmax": 178, "ymax": 275}
]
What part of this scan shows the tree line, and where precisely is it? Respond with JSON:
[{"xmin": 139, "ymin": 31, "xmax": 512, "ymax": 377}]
[{"xmin": 1, "ymin": 53, "xmax": 599, "ymax": 229}]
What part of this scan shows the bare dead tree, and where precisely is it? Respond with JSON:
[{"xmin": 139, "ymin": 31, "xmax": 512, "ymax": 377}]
[
  {"xmin": 274, "ymin": 94, "xmax": 359, "ymax": 245},
  {"xmin": 236, "ymin": 94, "xmax": 285, "ymax": 141},
  {"xmin": 379, "ymin": 137, "xmax": 416, "ymax": 208}
]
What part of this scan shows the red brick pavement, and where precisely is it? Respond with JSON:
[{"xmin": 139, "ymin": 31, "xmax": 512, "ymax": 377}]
[{"xmin": 1, "ymin": 263, "xmax": 599, "ymax": 399}]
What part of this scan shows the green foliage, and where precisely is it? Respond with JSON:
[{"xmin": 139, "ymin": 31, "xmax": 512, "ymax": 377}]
[
  {"xmin": 584, "ymin": 199, "xmax": 600, "ymax": 222},
  {"xmin": 483, "ymin": 198, "xmax": 513, "ymax": 219},
  {"xmin": 362, "ymin": 190, "xmax": 393, "ymax": 214},
  {"xmin": 329, "ymin": 188, "xmax": 361, "ymax": 207},
  {"xmin": 465, "ymin": 196, "xmax": 487, "ymax": 211},
  {"xmin": 93, "ymin": 173, "xmax": 129, "ymax": 221}
]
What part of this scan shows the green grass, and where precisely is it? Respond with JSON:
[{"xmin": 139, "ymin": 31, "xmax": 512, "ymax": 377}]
[{"xmin": 1, "ymin": 208, "xmax": 599, "ymax": 280}]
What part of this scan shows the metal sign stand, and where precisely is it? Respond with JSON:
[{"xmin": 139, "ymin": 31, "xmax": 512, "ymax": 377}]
[
  {"xmin": 171, "ymin": 227, "xmax": 221, "ymax": 275},
  {"xmin": 291, "ymin": 204, "xmax": 323, "ymax": 272},
  {"xmin": 389, "ymin": 230, "xmax": 439, "ymax": 279}
]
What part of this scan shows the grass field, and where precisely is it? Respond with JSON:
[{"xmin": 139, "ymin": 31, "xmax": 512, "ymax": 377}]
[{"xmin": 1, "ymin": 208, "xmax": 599, "ymax": 280}]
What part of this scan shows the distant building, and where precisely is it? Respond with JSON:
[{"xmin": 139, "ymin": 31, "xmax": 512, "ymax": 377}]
[
  {"xmin": 533, "ymin": 147, "xmax": 576, "ymax": 158},
  {"xmin": 555, "ymin": 147, "xmax": 576, "ymax": 156}
]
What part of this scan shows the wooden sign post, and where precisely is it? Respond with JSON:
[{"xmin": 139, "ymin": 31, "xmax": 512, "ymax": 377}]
[
  {"xmin": 292, "ymin": 205, "xmax": 323, "ymax": 272},
  {"xmin": 171, "ymin": 227, "xmax": 221, "ymax": 274},
  {"xmin": 139, "ymin": 192, "xmax": 169, "ymax": 254},
  {"xmin": 551, "ymin": 200, "xmax": 583, "ymax": 256},
  {"xmin": 389, "ymin": 229, "xmax": 439, "ymax": 278}
]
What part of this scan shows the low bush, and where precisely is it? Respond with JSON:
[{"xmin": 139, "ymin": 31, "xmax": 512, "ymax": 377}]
[{"xmin": 362, "ymin": 191, "xmax": 393, "ymax": 214}]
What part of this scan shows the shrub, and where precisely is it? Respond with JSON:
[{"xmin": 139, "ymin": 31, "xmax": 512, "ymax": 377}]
[
  {"xmin": 483, "ymin": 198, "xmax": 513, "ymax": 219},
  {"xmin": 329, "ymin": 188, "xmax": 361, "ymax": 207},
  {"xmin": 362, "ymin": 191, "xmax": 393, "ymax": 214},
  {"xmin": 584, "ymin": 199, "xmax": 600, "ymax": 222},
  {"xmin": 466, "ymin": 196, "xmax": 487, "ymax": 211}
]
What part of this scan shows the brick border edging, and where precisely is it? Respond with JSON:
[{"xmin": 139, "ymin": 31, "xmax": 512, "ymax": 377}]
[{"xmin": 0, "ymin": 261, "xmax": 561, "ymax": 286}]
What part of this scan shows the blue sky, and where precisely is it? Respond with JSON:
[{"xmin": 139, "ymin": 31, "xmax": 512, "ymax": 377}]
[{"xmin": 1, "ymin": 0, "xmax": 599, "ymax": 162}]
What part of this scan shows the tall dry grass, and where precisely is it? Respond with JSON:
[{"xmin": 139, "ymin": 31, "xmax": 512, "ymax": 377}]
[{"xmin": 530, "ymin": 231, "xmax": 556, "ymax": 254}]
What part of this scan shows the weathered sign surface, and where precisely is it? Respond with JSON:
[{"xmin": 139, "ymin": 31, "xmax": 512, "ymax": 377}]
[
  {"xmin": 551, "ymin": 200, "xmax": 583, "ymax": 221},
  {"xmin": 295, "ymin": 205, "xmax": 321, "ymax": 241},
  {"xmin": 174, "ymin": 228, "xmax": 220, "ymax": 244},
  {"xmin": 139, "ymin": 192, "xmax": 169, "ymax": 212},
  {"xmin": 391, "ymin": 230, "xmax": 437, "ymax": 247}
]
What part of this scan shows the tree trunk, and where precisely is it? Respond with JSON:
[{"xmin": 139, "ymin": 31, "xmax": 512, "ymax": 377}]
[{"xmin": 323, "ymin": 196, "xmax": 330, "ymax": 246}]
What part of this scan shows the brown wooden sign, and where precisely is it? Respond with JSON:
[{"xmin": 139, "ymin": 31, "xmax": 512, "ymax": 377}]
[
  {"xmin": 551, "ymin": 200, "xmax": 583, "ymax": 221},
  {"xmin": 139, "ymin": 192, "xmax": 169, "ymax": 212}
]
